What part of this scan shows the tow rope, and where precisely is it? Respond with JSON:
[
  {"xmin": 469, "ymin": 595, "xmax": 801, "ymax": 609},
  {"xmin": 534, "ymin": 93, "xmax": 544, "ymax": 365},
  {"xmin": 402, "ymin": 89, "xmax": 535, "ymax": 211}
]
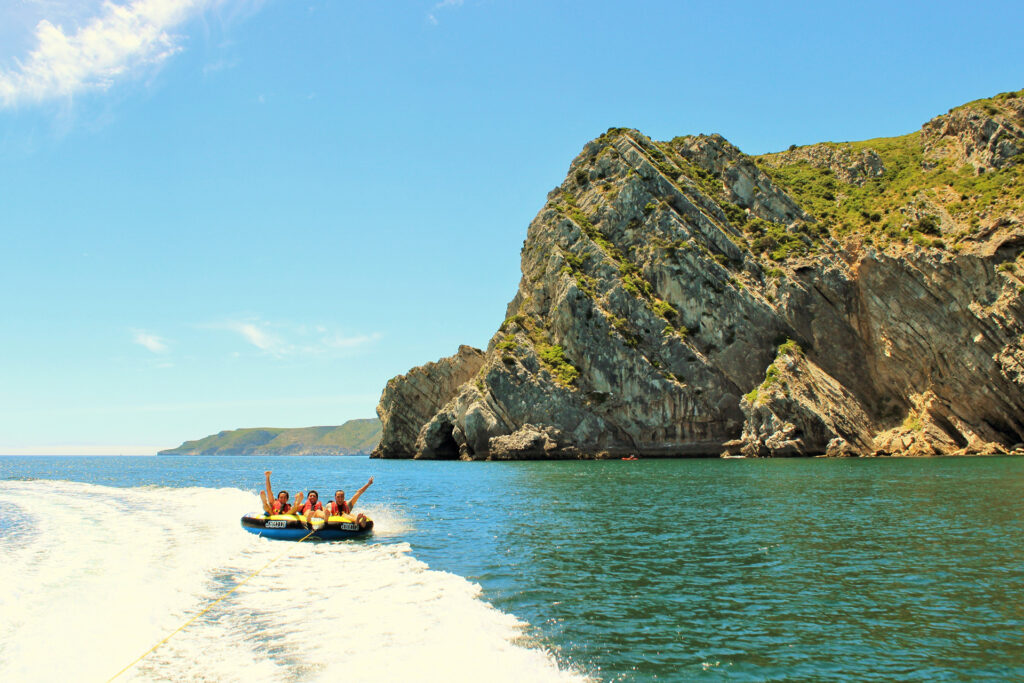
[{"xmin": 107, "ymin": 528, "xmax": 317, "ymax": 681}]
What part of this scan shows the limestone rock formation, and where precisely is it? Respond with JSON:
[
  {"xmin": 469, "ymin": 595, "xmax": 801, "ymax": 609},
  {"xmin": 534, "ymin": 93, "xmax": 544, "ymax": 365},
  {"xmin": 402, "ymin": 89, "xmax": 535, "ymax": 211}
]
[
  {"xmin": 372, "ymin": 345, "xmax": 484, "ymax": 458},
  {"xmin": 734, "ymin": 343, "xmax": 873, "ymax": 457},
  {"xmin": 923, "ymin": 94, "xmax": 1024, "ymax": 172},
  {"xmin": 373, "ymin": 89, "xmax": 1024, "ymax": 459}
]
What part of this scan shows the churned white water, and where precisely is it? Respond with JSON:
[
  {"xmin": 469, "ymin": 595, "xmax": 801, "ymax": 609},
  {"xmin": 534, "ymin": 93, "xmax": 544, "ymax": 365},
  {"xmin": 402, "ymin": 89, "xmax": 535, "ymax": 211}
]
[{"xmin": 0, "ymin": 481, "xmax": 585, "ymax": 682}]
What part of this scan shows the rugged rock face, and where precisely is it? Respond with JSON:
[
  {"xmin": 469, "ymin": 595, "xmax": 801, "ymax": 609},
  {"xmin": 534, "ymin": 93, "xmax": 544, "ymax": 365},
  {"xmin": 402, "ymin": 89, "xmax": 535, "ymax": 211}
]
[
  {"xmin": 372, "ymin": 345, "xmax": 484, "ymax": 458},
  {"xmin": 374, "ymin": 89, "xmax": 1024, "ymax": 459},
  {"xmin": 923, "ymin": 95, "xmax": 1024, "ymax": 172},
  {"xmin": 731, "ymin": 344, "xmax": 874, "ymax": 458}
]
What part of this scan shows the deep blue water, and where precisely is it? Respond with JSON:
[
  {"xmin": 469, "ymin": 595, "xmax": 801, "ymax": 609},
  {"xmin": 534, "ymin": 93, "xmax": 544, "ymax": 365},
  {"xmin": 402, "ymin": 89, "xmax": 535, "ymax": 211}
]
[{"xmin": 2, "ymin": 454, "xmax": 1023, "ymax": 681}]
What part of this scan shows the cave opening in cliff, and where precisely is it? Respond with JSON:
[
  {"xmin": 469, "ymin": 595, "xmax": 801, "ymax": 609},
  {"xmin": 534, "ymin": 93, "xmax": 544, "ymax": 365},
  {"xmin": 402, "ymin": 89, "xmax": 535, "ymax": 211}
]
[{"xmin": 432, "ymin": 422, "xmax": 460, "ymax": 460}]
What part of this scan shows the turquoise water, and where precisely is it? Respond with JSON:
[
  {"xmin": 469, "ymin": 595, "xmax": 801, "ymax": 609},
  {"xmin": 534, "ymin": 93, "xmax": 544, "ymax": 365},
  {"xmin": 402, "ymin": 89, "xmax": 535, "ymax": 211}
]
[{"xmin": 2, "ymin": 455, "xmax": 1023, "ymax": 680}]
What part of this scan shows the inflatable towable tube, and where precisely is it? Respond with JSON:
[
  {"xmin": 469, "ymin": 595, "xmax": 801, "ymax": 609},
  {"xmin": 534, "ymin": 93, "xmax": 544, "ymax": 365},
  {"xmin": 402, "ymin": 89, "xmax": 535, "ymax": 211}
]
[{"xmin": 240, "ymin": 513, "xmax": 373, "ymax": 541}]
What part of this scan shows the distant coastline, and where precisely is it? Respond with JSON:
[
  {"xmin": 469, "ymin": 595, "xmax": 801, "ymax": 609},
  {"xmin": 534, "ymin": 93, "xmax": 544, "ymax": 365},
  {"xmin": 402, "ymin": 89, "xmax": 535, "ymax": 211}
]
[{"xmin": 158, "ymin": 418, "xmax": 381, "ymax": 456}]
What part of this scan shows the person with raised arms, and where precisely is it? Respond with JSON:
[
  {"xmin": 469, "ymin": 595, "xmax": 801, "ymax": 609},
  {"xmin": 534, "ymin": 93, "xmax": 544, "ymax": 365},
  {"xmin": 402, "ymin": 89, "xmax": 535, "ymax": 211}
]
[
  {"xmin": 261, "ymin": 470, "xmax": 303, "ymax": 516},
  {"xmin": 325, "ymin": 477, "xmax": 374, "ymax": 528}
]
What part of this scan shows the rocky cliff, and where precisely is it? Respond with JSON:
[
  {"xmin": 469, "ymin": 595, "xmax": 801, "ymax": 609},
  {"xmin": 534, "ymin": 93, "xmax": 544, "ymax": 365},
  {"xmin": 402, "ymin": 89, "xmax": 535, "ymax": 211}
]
[{"xmin": 373, "ymin": 89, "xmax": 1024, "ymax": 459}]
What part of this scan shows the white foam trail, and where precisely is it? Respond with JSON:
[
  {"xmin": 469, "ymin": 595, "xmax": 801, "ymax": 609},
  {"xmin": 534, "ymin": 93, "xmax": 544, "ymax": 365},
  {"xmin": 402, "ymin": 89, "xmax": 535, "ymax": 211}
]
[{"xmin": 0, "ymin": 481, "xmax": 587, "ymax": 682}]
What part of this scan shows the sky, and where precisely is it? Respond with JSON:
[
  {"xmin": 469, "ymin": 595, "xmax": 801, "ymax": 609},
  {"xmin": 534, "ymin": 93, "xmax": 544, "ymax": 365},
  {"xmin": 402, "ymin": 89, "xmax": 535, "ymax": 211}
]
[{"xmin": 1, "ymin": 0, "xmax": 1022, "ymax": 454}]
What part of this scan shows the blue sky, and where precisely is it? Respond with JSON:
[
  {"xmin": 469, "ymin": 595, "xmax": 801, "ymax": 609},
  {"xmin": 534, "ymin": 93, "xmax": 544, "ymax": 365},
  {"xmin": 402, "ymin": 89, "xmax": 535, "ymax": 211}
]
[{"xmin": 1, "ymin": 0, "xmax": 1022, "ymax": 454}]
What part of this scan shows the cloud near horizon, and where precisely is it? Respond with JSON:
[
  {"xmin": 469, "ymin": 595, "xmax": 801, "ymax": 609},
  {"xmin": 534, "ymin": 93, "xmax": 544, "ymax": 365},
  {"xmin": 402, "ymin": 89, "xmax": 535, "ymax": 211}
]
[{"xmin": 0, "ymin": 0, "xmax": 238, "ymax": 108}]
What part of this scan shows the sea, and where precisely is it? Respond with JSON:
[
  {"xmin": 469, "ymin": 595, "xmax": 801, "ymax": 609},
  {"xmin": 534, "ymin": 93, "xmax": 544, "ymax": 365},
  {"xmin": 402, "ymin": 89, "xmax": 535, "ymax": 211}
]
[{"xmin": 1, "ymin": 455, "xmax": 1022, "ymax": 682}]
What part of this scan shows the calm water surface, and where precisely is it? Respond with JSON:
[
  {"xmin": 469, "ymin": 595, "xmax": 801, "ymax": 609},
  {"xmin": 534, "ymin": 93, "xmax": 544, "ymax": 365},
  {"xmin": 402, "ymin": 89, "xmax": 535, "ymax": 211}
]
[{"xmin": 2, "ymin": 455, "xmax": 1022, "ymax": 681}]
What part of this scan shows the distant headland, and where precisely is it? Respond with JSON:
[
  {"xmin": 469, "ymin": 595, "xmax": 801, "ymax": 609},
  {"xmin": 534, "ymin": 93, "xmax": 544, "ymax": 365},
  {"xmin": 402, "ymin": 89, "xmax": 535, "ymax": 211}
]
[{"xmin": 159, "ymin": 418, "xmax": 381, "ymax": 456}]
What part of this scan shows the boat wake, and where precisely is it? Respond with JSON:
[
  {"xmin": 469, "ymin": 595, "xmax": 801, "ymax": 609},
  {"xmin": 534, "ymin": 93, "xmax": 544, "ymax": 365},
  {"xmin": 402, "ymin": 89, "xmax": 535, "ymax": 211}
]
[{"xmin": 0, "ymin": 480, "xmax": 586, "ymax": 682}]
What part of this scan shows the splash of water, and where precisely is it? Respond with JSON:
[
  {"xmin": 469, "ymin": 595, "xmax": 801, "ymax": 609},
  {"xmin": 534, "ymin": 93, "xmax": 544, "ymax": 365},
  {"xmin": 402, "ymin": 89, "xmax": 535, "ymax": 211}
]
[{"xmin": 0, "ymin": 481, "xmax": 586, "ymax": 682}]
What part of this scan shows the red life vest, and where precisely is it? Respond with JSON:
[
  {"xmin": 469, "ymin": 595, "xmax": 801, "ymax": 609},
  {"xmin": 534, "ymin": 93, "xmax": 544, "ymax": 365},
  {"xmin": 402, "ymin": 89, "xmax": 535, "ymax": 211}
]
[
  {"xmin": 302, "ymin": 500, "xmax": 323, "ymax": 513},
  {"xmin": 271, "ymin": 499, "xmax": 291, "ymax": 514},
  {"xmin": 327, "ymin": 500, "xmax": 350, "ymax": 516}
]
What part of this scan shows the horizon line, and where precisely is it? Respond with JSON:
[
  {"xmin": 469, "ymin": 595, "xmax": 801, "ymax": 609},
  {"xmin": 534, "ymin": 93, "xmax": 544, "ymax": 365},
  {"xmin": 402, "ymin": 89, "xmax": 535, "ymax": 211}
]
[{"xmin": 0, "ymin": 446, "xmax": 161, "ymax": 456}]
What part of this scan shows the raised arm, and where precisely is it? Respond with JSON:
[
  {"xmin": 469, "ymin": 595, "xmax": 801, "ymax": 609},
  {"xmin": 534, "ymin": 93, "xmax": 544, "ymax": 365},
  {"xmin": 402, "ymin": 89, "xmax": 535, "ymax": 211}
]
[
  {"xmin": 347, "ymin": 477, "xmax": 374, "ymax": 511},
  {"xmin": 262, "ymin": 471, "xmax": 274, "ymax": 514}
]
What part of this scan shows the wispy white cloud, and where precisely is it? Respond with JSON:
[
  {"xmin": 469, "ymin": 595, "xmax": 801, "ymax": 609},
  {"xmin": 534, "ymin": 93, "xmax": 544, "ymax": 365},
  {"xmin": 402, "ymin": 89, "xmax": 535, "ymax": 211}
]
[
  {"xmin": 225, "ymin": 320, "xmax": 281, "ymax": 351},
  {"xmin": 0, "ymin": 0, "xmax": 238, "ymax": 107},
  {"xmin": 428, "ymin": 0, "xmax": 464, "ymax": 25},
  {"xmin": 133, "ymin": 329, "xmax": 169, "ymax": 353},
  {"xmin": 212, "ymin": 317, "xmax": 379, "ymax": 357}
]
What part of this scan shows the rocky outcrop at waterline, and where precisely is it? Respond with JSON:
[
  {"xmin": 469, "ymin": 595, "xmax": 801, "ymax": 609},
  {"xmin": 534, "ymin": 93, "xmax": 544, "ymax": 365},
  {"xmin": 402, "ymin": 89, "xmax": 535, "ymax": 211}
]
[
  {"xmin": 373, "ymin": 89, "xmax": 1024, "ymax": 459},
  {"xmin": 372, "ymin": 345, "xmax": 485, "ymax": 458}
]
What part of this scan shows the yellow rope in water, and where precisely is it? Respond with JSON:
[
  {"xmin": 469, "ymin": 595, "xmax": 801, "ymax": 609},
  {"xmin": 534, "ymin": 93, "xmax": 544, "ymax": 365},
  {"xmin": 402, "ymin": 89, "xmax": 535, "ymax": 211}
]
[{"xmin": 107, "ymin": 528, "xmax": 317, "ymax": 682}]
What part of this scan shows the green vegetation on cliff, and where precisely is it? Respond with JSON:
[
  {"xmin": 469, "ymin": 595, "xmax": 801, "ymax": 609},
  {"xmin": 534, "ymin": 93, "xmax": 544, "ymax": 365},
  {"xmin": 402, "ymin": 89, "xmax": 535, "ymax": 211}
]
[
  {"xmin": 754, "ymin": 89, "xmax": 1024, "ymax": 252},
  {"xmin": 159, "ymin": 418, "xmax": 381, "ymax": 455}
]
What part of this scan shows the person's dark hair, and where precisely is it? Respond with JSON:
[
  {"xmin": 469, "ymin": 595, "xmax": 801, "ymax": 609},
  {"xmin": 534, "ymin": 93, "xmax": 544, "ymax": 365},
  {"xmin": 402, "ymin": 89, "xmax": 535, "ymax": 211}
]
[
  {"xmin": 308, "ymin": 490, "xmax": 319, "ymax": 498},
  {"xmin": 278, "ymin": 491, "xmax": 289, "ymax": 500},
  {"xmin": 335, "ymin": 490, "xmax": 344, "ymax": 497}
]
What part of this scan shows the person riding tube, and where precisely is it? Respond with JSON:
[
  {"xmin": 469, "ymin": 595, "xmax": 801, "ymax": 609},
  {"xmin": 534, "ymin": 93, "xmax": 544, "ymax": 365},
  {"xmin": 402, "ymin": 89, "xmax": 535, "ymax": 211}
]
[
  {"xmin": 326, "ymin": 477, "xmax": 374, "ymax": 528},
  {"xmin": 301, "ymin": 490, "xmax": 325, "ymax": 526},
  {"xmin": 262, "ymin": 471, "xmax": 302, "ymax": 515}
]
